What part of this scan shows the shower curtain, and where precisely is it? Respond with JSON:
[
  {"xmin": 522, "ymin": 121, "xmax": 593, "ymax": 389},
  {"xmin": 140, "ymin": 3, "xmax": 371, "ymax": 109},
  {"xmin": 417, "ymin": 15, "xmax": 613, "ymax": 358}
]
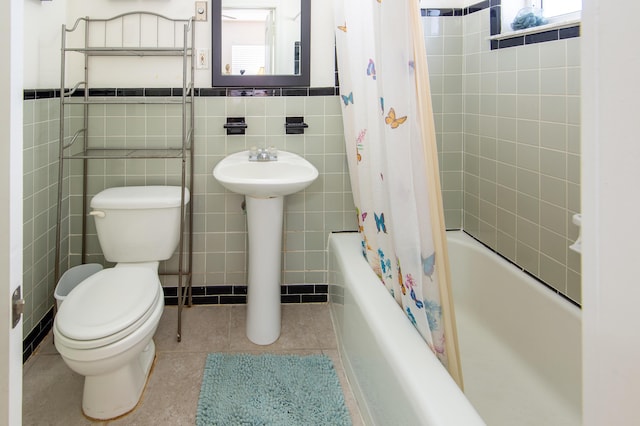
[{"xmin": 334, "ymin": 0, "xmax": 463, "ymax": 387}]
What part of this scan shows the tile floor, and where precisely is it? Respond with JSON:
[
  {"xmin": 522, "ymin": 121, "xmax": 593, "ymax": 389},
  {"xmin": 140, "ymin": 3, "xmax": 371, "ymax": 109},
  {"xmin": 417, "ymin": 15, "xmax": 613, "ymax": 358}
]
[{"xmin": 23, "ymin": 304, "xmax": 364, "ymax": 426}]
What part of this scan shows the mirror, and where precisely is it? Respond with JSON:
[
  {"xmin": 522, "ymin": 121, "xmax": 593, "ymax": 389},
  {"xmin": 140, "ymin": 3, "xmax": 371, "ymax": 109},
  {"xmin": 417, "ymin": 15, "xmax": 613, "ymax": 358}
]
[{"xmin": 212, "ymin": 0, "xmax": 311, "ymax": 87}]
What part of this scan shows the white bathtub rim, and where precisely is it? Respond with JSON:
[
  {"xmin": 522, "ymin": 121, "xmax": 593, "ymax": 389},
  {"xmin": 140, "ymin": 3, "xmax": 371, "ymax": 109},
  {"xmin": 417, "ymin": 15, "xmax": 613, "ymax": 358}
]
[{"xmin": 329, "ymin": 232, "xmax": 485, "ymax": 426}]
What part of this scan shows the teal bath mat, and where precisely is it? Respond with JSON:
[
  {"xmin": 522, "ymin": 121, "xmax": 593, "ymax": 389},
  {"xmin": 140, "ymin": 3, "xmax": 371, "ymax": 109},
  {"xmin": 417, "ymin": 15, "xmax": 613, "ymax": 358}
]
[{"xmin": 196, "ymin": 353, "xmax": 352, "ymax": 426}]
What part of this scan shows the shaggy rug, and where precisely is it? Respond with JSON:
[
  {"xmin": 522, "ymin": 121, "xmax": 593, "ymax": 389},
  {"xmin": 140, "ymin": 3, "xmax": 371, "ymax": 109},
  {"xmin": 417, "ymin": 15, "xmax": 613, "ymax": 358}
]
[{"xmin": 196, "ymin": 353, "xmax": 352, "ymax": 426}]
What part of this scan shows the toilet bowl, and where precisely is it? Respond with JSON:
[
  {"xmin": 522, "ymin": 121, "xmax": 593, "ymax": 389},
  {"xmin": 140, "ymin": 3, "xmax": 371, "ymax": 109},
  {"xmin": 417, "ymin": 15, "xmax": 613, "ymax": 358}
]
[{"xmin": 53, "ymin": 186, "xmax": 189, "ymax": 420}]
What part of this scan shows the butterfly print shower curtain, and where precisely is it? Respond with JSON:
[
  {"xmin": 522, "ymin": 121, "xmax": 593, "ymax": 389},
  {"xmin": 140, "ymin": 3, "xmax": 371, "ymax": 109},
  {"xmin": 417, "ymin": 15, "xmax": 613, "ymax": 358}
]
[{"xmin": 334, "ymin": 0, "xmax": 463, "ymax": 386}]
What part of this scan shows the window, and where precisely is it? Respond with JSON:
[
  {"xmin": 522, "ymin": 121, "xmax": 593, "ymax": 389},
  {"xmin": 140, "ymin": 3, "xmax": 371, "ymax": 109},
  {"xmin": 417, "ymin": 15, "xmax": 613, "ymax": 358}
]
[
  {"xmin": 230, "ymin": 45, "xmax": 266, "ymax": 76},
  {"xmin": 541, "ymin": 0, "xmax": 581, "ymax": 20},
  {"xmin": 501, "ymin": 0, "xmax": 581, "ymax": 35}
]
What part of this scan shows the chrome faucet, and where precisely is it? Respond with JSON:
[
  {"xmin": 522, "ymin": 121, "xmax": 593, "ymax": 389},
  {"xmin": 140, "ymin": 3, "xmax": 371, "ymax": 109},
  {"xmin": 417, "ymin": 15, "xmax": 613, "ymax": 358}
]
[{"xmin": 249, "ymin": 146, "xmax": 278, "ymax": 162}]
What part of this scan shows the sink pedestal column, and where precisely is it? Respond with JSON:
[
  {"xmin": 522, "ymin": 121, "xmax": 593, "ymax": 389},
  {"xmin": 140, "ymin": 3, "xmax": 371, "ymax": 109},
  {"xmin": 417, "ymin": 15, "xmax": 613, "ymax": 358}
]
[{"xmin": 245, "ymin": 196, "xmax": 284, "ymax": 345}]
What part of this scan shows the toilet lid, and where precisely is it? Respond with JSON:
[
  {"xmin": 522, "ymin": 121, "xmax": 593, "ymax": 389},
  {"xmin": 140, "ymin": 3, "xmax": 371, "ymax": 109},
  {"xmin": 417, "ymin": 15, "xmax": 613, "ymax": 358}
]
[{"xmin": 55, "ymin": 268, "xmax": 161, "ymax": 342}]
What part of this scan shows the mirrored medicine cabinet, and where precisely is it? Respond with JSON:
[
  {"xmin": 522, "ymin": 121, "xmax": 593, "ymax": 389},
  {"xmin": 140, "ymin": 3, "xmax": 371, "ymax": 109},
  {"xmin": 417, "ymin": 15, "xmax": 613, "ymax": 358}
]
[{"xmin": 211, "ymin": 0, "xmax": 311, "ymax": 87}]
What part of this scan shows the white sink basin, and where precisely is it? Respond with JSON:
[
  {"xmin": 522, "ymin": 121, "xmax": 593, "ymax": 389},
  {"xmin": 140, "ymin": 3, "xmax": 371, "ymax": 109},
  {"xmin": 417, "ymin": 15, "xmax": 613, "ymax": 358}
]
[{"xmin": 213, "ymin": 150, "xmax": 319, "ymax": 198}]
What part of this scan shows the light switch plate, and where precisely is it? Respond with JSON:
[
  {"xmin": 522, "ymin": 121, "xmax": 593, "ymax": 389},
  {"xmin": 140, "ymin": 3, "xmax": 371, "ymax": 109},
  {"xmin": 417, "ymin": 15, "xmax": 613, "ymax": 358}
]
[{"xmin": 196, "ymin": 49, "xmax": 209, "ymax": 70}]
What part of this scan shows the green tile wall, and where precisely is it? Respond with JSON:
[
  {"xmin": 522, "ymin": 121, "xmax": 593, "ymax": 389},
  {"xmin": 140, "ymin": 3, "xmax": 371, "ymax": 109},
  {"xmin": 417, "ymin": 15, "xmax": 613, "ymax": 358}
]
[
  {"xmin": 423, "ymin": 10, "xmax": 582, "ymax": 304},
  {"xmin": 425, "ymin": 15, "xmax": 465, "ymax": 230},
  {"xmin": 22, "ymin": 98, "xmax": 69, "ymax": 338},
  {"xmin": 64, "ymin": 95, "xmax": 357, "ymax": 291}
]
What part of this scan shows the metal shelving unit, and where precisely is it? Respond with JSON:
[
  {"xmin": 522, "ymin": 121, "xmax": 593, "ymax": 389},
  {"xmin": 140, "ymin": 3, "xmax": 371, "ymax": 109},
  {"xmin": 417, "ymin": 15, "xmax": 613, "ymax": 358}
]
[{"xmin": 54, "ymin": 12, "xmax": 195, "ymax": 341}]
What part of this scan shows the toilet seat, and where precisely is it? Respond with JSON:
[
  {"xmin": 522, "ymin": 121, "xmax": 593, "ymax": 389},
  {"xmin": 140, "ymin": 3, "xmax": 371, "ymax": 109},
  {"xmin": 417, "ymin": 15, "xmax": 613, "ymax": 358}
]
[{"xmin": 55, "ymin": 267, "xmax": 162, "ymax": 350}]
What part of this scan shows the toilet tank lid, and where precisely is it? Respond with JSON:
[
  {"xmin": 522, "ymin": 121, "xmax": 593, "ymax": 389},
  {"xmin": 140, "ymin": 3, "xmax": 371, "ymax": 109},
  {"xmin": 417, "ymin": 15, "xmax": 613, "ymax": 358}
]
[{"xmin": 90, "ymin": 186, "xmax": 190, "ymax": 209}]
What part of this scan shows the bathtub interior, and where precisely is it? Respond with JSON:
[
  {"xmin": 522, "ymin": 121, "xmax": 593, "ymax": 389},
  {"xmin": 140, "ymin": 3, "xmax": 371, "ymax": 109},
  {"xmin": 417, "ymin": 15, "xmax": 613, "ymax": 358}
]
[{"xmin": 447, "ymin": 230, "xmax": 582, "ymax": 423}]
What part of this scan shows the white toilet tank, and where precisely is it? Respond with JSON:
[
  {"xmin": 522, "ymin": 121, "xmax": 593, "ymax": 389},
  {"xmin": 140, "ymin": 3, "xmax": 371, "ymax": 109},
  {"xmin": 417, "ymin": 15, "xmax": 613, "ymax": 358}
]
[{"xmin": 90, "ymin": 186, "xmax": 190, "ymax": 263}]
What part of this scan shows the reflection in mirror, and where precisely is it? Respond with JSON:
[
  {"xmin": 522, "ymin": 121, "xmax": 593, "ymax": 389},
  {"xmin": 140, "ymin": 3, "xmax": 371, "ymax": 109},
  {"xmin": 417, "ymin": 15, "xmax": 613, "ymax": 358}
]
[
  {"xmin": 212, "ymin": 0, "xmax": 310, "ymax": 87},
  {"xmin": 221, "ymin": 7, "xmax": 300, "ymax": 76}
]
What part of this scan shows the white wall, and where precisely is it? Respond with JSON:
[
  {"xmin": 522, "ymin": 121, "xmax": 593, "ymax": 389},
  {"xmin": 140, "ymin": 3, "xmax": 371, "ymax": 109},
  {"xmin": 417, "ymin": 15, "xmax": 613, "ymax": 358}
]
[
  {"xmin": 24, "ymin": 0, "xmax": 335, "ymax": 89},
  {"xmin": 24, "ymin": 0, "xmax": 66, "ymax": 89},
  {"xmin": 582, "ymin": 0, "xmax": 640, "ymax": 424}
]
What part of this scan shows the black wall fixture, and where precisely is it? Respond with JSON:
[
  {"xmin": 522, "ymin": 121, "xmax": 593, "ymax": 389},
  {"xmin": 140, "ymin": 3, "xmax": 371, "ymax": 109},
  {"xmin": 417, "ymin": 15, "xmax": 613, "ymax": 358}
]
[
  {"xmin": 284, "ymin": 117, "xmax": 309, "ymax": 135},
  {"xmin": 224, "ymin": 117, "xmax": 248, "ymax": 135}
]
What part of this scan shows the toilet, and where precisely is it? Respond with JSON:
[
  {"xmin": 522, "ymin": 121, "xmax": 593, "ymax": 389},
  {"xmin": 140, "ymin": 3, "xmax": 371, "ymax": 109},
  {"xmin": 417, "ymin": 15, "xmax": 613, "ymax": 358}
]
[{"xmin": 53, "ymin": 186, "xmax": 189, "ymax": 420}]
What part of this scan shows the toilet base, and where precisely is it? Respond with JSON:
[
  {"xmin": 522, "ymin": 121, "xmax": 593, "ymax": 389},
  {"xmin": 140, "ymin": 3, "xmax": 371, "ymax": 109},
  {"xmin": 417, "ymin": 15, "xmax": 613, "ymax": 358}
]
[{"xmin": 82, "ymin": 340, "xmax": 156, "ymax": 420}]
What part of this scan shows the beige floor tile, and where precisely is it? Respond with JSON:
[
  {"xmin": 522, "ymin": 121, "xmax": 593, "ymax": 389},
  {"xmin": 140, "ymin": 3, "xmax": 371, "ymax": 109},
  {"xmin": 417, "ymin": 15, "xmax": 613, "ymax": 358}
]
[
  {"xmin": 33, "ymin": 332, "xmax": 59, "ymax": 355},
  {"xmin": 293, "ymin": 303, "xmax": 339, "ymax": 349},
  {"xmin": 229, "ymin": 303, "xmax": 337, "ymax": 352},
  {"xmin": 23, "ymin": 304, "xmax": 363, "ymax": 425},
  {"xmin": 154, "ymin": 305, "xmax": 231, "ymax": 353},
  {"xmin": 23, "ymin": 354, "xmax": 102, "ymax": 426},
  {"xmin": 23, "ymin": 333, "xmax": 59, "ymax": 376}
]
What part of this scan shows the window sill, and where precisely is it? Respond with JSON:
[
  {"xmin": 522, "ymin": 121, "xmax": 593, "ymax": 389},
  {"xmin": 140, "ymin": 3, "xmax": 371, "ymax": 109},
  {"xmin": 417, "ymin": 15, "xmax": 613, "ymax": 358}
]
[{"xmin": 491, "ymin": 16, "xmax": 581, "ymax": 41}]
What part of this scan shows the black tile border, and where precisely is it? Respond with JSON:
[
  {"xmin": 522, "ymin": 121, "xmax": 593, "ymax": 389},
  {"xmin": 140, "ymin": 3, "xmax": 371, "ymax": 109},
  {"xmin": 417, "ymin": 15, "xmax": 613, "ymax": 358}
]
[
  {"xmin": 421, "ymin": 8, "xmax": 462, "ymax": 17},
  {"xmin": 466, "ymin": 0, "xmax": 490, "ymax": 15},
  {"xmin": 88, "ymin": 88, "xmax": 116, "ymax": 97},
  {"xmin": 559, "ymin": 26, "xmax": 580, "ymax": 39},
  {"xmin": 23, "ymin": 307, "xmax": 54, "ymax": 363},
  {"xmin": 495, "ymin": 35, "xmax": 525, "ymax": 49},
  {"xmin": 492, "ymin": 25, "xmax": 580, "ymax": 50},
  {"xmin": 162, "ymin": 284, "xmax": 328, "ymax": 307},
  {"xmin": 24, "ymin": 86, "xmax": 339, "ymax": 100},
  {"xmin": 227, "ymin": 88, "xmax": 281, "ymax": 97},
  {"xmin": 23, "ymin": 89, "xmax": 60, "ymax": 100},
  {"xmin": 309, "ymin": 87, "xmax": 337, "ymax": 96},
  {"xmin": 144, "ymin": 88, "xmax": 172, "ymax": 97},
  {"xmin": 490, "ymin": 5, "xmax": 502, "ymax": 36},
  {"xmin": 526, "ymin": 29, "xmax": 560, "ymax": 44},
  {"xmin": 116, "ymin": 88, "xmax": 144, "ymax": 97},
  {"xmin": 197, "ymin": 88, "xmax": 227, "ymax": 97}
]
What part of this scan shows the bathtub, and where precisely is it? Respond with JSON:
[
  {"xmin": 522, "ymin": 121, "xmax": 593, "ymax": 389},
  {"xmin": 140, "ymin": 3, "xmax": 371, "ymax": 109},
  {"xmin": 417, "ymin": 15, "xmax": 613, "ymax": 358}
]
[{"xmin": 328, "ymin": 231, "xmax": 582, "ymax": 426}]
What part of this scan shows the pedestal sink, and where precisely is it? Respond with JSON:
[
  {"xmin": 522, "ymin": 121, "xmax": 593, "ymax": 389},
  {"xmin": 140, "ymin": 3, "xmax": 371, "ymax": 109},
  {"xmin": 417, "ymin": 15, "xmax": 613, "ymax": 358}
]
[{"xmin": 213, "ymin": 150, "xmax": 319, "ymax": 345}]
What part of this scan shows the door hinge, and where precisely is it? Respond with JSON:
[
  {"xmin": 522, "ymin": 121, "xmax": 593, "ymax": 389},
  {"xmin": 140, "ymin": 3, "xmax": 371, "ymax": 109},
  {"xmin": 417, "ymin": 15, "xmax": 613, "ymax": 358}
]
[{"xmin": 12, "ymin": 287, "xmax": 25, "ymax": 329}]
